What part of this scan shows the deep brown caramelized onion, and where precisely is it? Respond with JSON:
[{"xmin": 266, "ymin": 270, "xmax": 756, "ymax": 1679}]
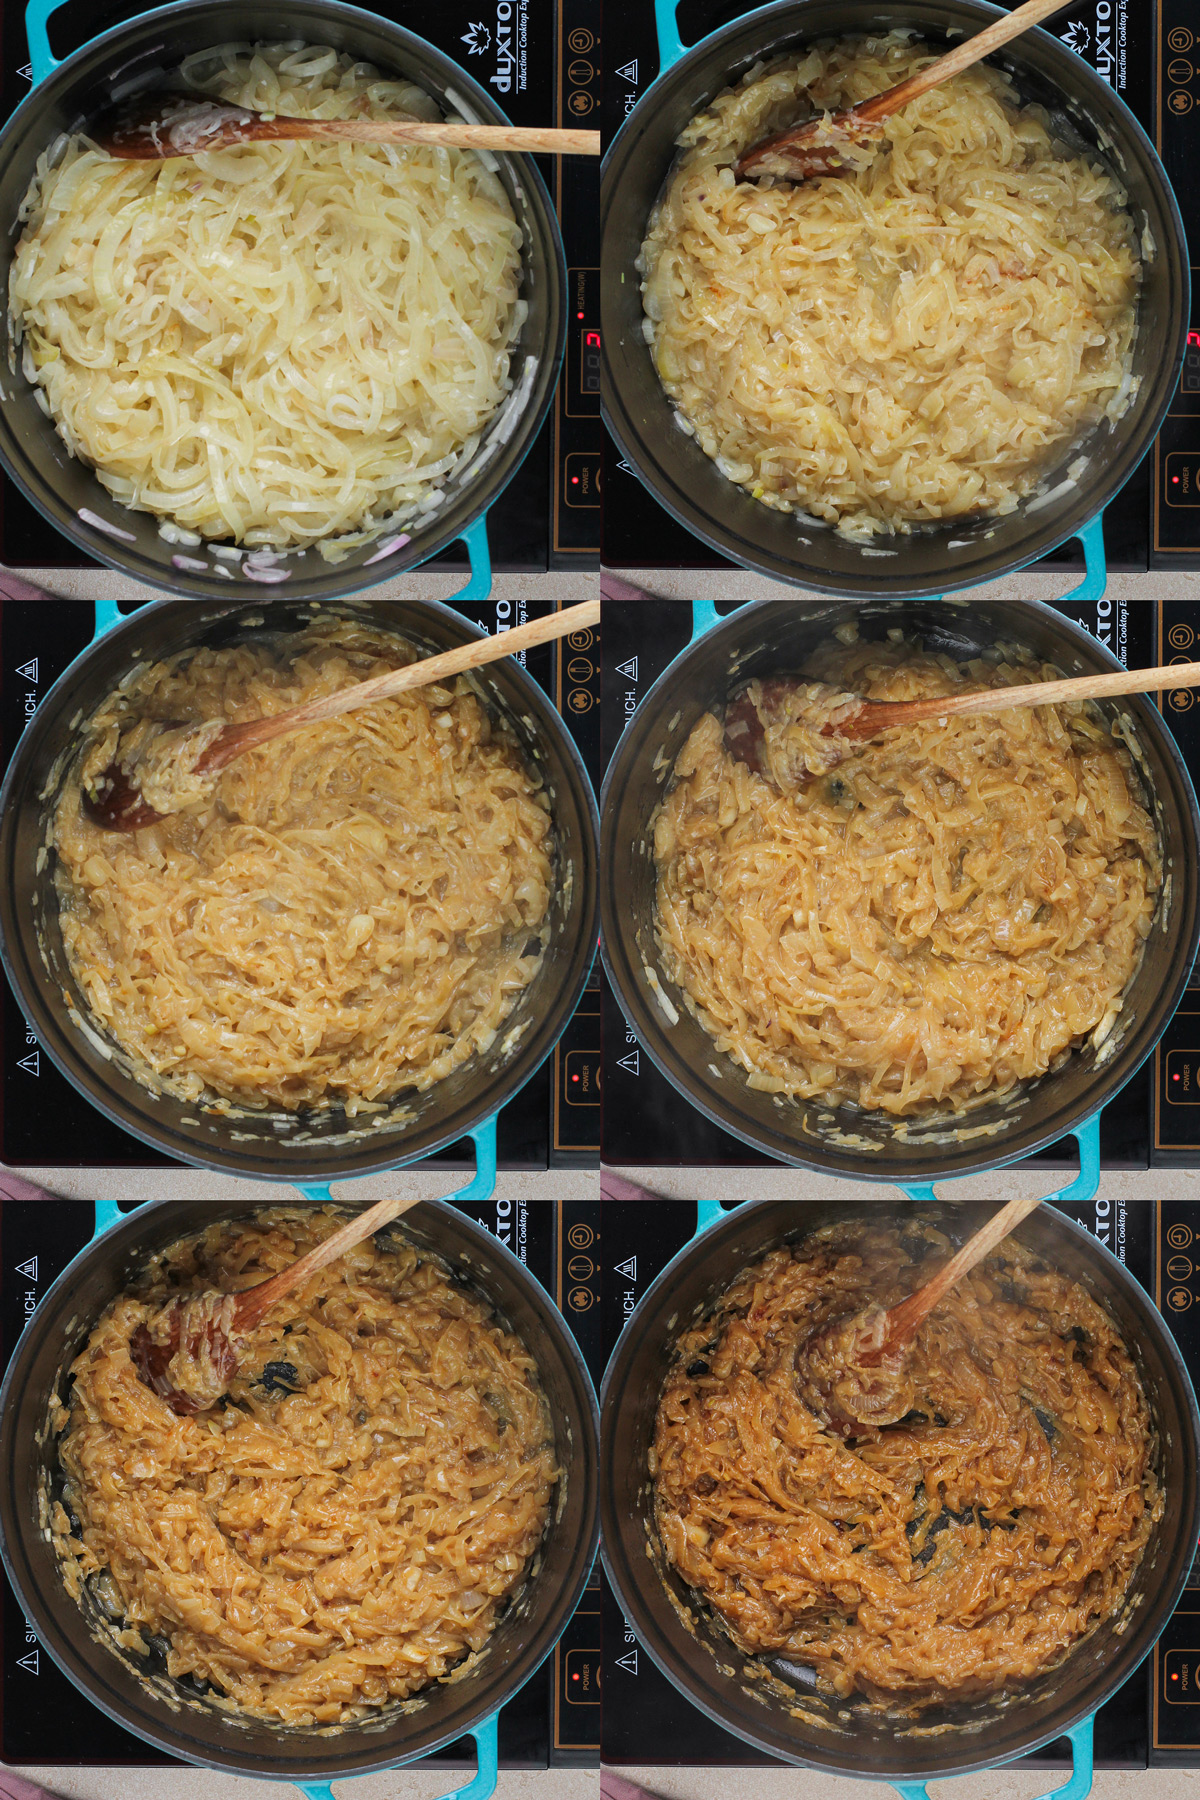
[
  {"xmin": 50, "ymin": 1210, "xmax": 556, "ymax": 1726},
  {"xmin": 654, "ymin": 631, "xmax": 1160, "ymax": 1116},
  {"xmin": 653, "ymin": 1220, "xmax": 1159, "ymax": 1707}
]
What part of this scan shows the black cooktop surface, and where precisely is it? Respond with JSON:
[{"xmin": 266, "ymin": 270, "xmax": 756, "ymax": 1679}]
[
  {"xmin": 0, "ymin": 0, "xmax": 600, "ymax": 571},
  {"xmin": 0, "ymin": 1194, "xmax": 601, "ymax": 1770},
  {"xmin": 602, "ymin": 1193, "xmax": 1200, "ymax": 1770},
  {"xmin": 0, "ymin": 595, "xmax": 601, "ymax": 1171},
  {"xmin": 602, "ymin": 0, "xmax": 1197, "ymax": 574}
]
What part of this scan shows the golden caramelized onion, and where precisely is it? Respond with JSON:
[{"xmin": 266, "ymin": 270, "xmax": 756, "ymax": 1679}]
[
  {"xmin": 653, "ymin": 631, "xmax": 1160, "ymax": 1117},
  {"xmin": 51, "ymin": 616, "xmax": 553, "ymax": 1114},
  {"xmin": 51, "ymin": 1209, "xmax": 556, "ymax": 1726},
  {"xmin": 653, "ymin": 1219, "xmax": 1159, "ymax": 1706}
]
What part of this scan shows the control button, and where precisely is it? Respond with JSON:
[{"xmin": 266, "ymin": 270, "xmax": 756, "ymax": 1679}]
[
  {"xmin": 1169, "ymin": 89, "xmax": 1194, "ymax": 114},
  {"xmin": 567, "ymin": 1284, "xmax": 595, "ymax": 1311},
  {"xmin": 568, "ymin": 59, "xmax": 594, "ymax": 84},
  {"xmin": 1172, "ymin": 689, "xmax": 1195, "ymax": 711},
  {"xmin": 1169, "ymin": 26, "xmax": 1194, "ymax": 52},
  {"xmin": 567, "ymin": 686, "xmax": 594, "ymax": 714},
  {"xmin": 565, "ymin": 452, "xmax": 601, "ymax": 508},
  {"xmin": 1168, "ymin": 1254, "xmax": 1193, "ymax": 1282},
  {"xmin": 567, "ymin": 627, "xmax": 593, "ymax": 652},
  {"xmin": 567, "ymin": 27, "xmax": 594, "ymax": 53},
  {"xmin": 568, "ymin": 89, "xmax": 593, "ymax": 116},
  {"xmin": 1167, "ymin": 453, "xmax": 1200, "ymax": 504},
  {"xmin": 1169, "ymin": 58, "xmax": 1194, "ymax": 84},
  {"xmin": 564, "ymin": 1647, "xmax": 601, "ymax": 1703},
  {"xmin": 1168, "ymin": 1223, "xmax": 1194, "ymax": 1250},
  {"xmin": 567, "ymin": 1254, "xmax": 593, "ymax": 1280},
  {"xmin": 567, "ymin": 656, "xmax": 594, "ymax": 683},
  {"xmin": 1166, "ymin": 1050, "xmax": 1200, "ymax": 1099},
  {"xmin": 1166, "ymin": 1649, "xmax": 1200, "ymax": 1701},
  {"xmin": 1168, "ymin": 1286, "xmax": 1194, "ymax": 1312},
  {"xmin": 1169, "ymin": 623, "xmax": 1196, "ymax": 651},
  {"xmin": 564, "ymin": 1048, "xmax": 600, "ymax": 1102}
]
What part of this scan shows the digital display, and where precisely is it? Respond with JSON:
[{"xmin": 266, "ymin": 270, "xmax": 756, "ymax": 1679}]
[
  {"xmin": 1190, "ymin": 331, "xmax": 1200, "ymax": 349},
  {"xmin": 581, "ymin": 328, "xmax": 600, "ymax": 393}
]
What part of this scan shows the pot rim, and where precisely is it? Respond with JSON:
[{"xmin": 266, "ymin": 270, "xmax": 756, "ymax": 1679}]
[
  {"xmin": 598, "ymin": 596, "xmax": 1200, "ymax": 1179},
  {"xmin": 0, "ymin": 1194, "xmax": 601, "ymax": 1778},
  {"xmin": 599, "ymin": 0, "xmax": 1190, "ymax": 595},
  {"xmin": 0, "ymin": 0, "xmax": 567, "ymax": 596},
  {"xmin": 599, "ymin": 1195, "xmax": 1200, "ymax": 1780},
  {"xmin": 0, "ymin": 596, "xmax": 600, "ymax": 1178}
]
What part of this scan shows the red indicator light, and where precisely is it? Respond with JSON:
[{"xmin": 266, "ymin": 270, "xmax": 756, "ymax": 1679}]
[
  {"xmin": 1174, "ymin": 476, "xmax": 1182, "ymax": 484},
  {"xmin": 577, "ymin": 310, "xmax": 585, "ymax": 320},
  {"xmin": 571, "ymin": 476, "xmax": 579, "ymax": 485}
]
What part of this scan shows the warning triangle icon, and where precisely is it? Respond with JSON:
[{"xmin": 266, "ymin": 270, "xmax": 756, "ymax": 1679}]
[
  {"xmin": 15, "ymin": 658, "xmax": 37, "ymax": 683},
  {"xmin": 16, "ymin": 1052, "xmax": 39, "ymax": 1077},
  {"xmin": 16, "ymin": 1649, "xmax": 38, "ymax": 1675},
  {"xmin": 616, "ymin": 1050, "xmax": 639, "ymax": 1076},
  {"xmin": 617, "ymin": 59, "xmax": 638, "ymax": 84},
  {"xmin": 14, "ymin": 1257, "xmax": 37, "ymax": 1281},
  {"xmin": 616, "ymin": 1649, "xmax": 638, "ymax": 1674},
  {"xmin": 614, "ymin": 1256, "xmax": 637, "ymax": 1281},
  {"xmin": 616, "ymin": 657, "xmax": 638, "ymax": 681}
]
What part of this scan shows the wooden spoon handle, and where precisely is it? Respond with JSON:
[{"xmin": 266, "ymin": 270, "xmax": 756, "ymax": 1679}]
[
  {"xmin": 850, "ymin": 0, "xmax": 1071, "ymax": 126},
  {"xmin": 204, "ymin": 599, "xmax": 600, "ymax": 768},
  {"xmin": 849, "ymin": 660, "xmax": 1200, "ymax": 737},
  {"xmin": 872, "ymin": 1195, "xmax": 1043, "ymax": 1358},
  {"xmin": 232, "ymin": 1195, "xmax": 420, "ymax": 1332},
  {"xmin": 261, "ymin": 119, "xmax": 600, "ymax": 155}
]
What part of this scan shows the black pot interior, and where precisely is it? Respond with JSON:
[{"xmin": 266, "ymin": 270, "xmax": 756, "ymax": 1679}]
[
  {"xmin": 600, "ymin": 599, "xmax": 1200, "ymax": 1180},
  {"xmin": 600, "ymin": 1198, "xmax": 1200, "ymax": 1780},
  {"xmin": 0, "ymin": 0, "xmax": 565, "ymax": 596},
  {"xmin": 0, "ymin": 600, "xmax": 598, "ymax": 1178},
  {"xmin": 601, "ymin": 0, "xmax": 1189, "ymax": 594},
  {"xmin": 0, "ymin": 1198, "xmax": 599, "ymax": 1779}
]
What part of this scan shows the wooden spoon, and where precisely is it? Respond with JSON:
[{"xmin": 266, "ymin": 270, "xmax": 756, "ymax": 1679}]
[
  {"xmin": 131, "ymin": 1195, "xmax": 419, "ymax": 1414},
  {"xmin": 93, "ymin": 92, "xmax": 599, "ymax": 161},
  {"xmin": 797, "ymin": 1196, "xmax": 1043, "ymax": 1433},
  {"xmin": 727, "ymin": 660, "xmax": 1200, "ymax": 789},
  {"xmin": 85, "ymin": 598, "xmax": 600, "ymax": 831},
  {"xmin": 737, "ymin": 0, "xmax": 1069, "ymax": 182}
]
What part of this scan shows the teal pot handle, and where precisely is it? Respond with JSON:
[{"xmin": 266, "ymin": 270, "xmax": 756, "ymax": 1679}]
[
  {"xmin": 84, "ymin": 518, "xmax": 491, "ymax": 630},
  {"xmin": 894, "ymin": 1716, "xmax": 1094, "ymax": 1800},
  {"xmin": 296, "ymin": 1116, "xmax": 500, "ymax": 1212},
  {"xmin": 294, "ymin": 1714, "xmax": 500, "ymax": 1800},
  {"xmin": 25, "ymin": 0, "xmax": 61, "ymax": 86},
  {"xmin": 899, "ymin": 1111, "xmax": 1101, "ymax": 1211},
  {"xmin": 92, "ymin": 600, "xmax": 125, "ymax": 639},
  {"xmin": 86, "ymin": 1117, "xmax": 499, "ymax": 1249},
  {"xmin": 435, "ymin": 513, "xmax": 493, "ymax": 606},
  {"xmin": 1054, "ymin": 512, "xmax": 1107, "ymax": 608},
  {"xmin": 654, "ymin": 0, "xmax": 687, "ymax": 77}
]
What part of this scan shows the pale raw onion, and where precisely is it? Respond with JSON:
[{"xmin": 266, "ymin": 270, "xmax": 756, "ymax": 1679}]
[{"xmin": 10, "ymin": 43, "xmax": 524, "ymax": 557}]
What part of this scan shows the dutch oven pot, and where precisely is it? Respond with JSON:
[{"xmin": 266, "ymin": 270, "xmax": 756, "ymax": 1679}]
[
  {"xmin": 601, "ymin": 1197, "xmax": 1200, "ymax": 1794},
  {"xmin": 601, "ymin": 0, "xmax": 1189, "ymax": 596},
  {"xmin": 599, "ymin": 598, "xmax": 1200, "ymax": 1182},
  {"xmin": 0, "ymin": 0, "xmax": 566, "ymax": 599},
  {"xmin": 0, "ymin": 1196, "xmax": 600, "ymax": 1790},
  {"xmin": 0, "ymin": 598, "xmax": 599, "ymax": 1179}
]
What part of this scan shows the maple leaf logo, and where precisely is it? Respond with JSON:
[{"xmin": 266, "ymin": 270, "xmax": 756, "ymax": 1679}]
[
  {"xmin": 1061, "ymin": 20, "xmax": 1089, "ymax": 53},
  {"xmin": 461, "ymin": 21, "xmax": 490, "ymax": 53}
]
